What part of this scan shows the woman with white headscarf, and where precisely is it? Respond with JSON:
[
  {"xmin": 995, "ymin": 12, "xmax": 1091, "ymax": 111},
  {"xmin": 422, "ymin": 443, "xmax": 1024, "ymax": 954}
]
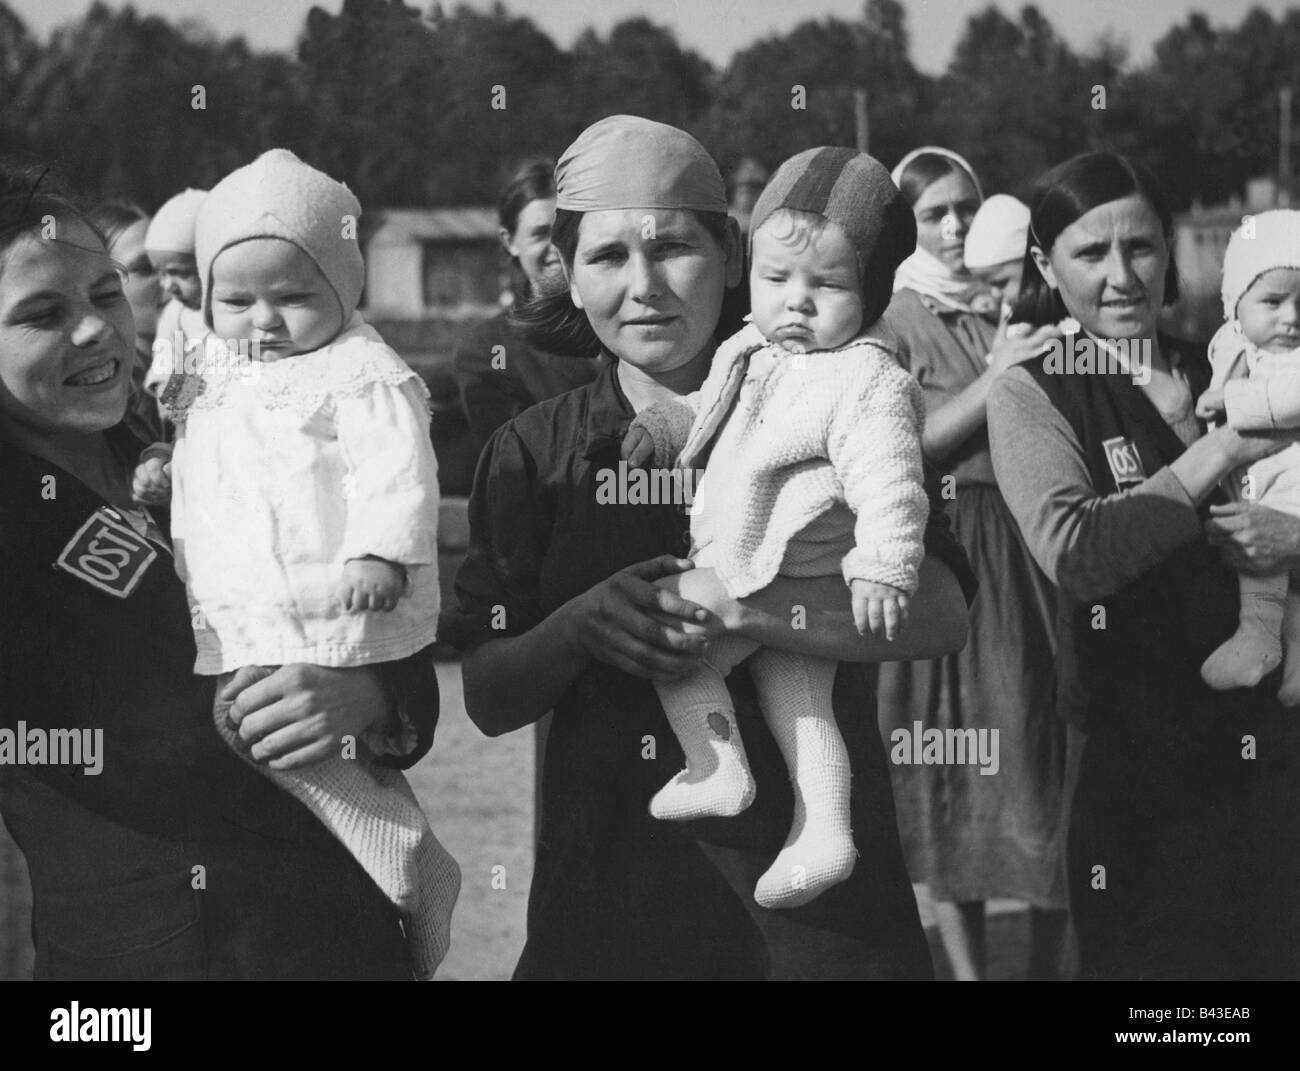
[{"xmin": 877, "ymin": 148, "xmax": 1069, "ymax": 980}]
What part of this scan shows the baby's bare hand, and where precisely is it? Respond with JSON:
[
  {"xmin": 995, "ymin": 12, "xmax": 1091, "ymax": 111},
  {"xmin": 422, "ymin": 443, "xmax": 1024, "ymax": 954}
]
[
  {"xmin": 132, "ymin": 456, "xmax": 172, "ymax": 505},
  {"xmin": 337, "ymin": 557, "xmax": 406, "ymax": 612},
  {"xmin": 850, "ymin": 579, "xmax": 910, "ymax": 641},
  {"xmin": 1196, "ymin": 386, "xmax": 1226, "ymax": 421}
]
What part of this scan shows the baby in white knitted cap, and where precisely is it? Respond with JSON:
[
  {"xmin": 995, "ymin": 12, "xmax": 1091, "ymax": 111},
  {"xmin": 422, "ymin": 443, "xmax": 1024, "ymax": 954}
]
[
  {"xmin": 131, "ymin": 149, "xmax": 460, "ymax": 977},
  {"xmin": 143, "ymin": 188, "xmax": 208, "ymax": 398},
  {"xmin": 1195, "ymin": 208, "xmax": 1300, "ymax": 703},
  {"xmin": 964, "ymin": 193, "xmax": 1031, "ymax": 324}
]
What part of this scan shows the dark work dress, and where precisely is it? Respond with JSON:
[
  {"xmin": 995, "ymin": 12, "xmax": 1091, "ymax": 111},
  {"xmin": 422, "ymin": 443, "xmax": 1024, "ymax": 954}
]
[
  {"xmin": 443, "ymin": 357, "xmax": 976, "ymax": 980},
  {"xmin": 0, "ymin": 424, "xmax": 440, "ymax": 980},
  {"xmin": 1017, "ymin": 338, "xmax": 1300, "ymax": 980}
]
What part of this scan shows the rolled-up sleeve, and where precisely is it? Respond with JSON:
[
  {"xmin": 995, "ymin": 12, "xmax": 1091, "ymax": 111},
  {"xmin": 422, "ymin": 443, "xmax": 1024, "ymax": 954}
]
[{"xmin": 988, "ymin": 366, "xmax": 1204, "ymax": 601}]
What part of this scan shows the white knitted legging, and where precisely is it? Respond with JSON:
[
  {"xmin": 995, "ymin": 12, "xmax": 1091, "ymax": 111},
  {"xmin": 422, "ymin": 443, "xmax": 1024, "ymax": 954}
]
[
  {"xmin": 214, "ymin": 669, "xmax": 460, "ymax": 979},
  {"xmin": 651, "ymin": 638, "xmax": 857, "ymax": 908}
]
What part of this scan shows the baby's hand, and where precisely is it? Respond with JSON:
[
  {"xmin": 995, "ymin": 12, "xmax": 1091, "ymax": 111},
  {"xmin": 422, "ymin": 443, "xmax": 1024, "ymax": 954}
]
[
  {"xmin": 337, "ymin": 557, "xmax": 406, "ymax": 612},
  {"xmin": 132, "ymin": 451, "xmax": 172, "ymax": 505},
  {"xmin": 621, "ymin": 425, "xmax": 656, "ymax": 469},
  {"xmin": 850, "ymin": 579, "xmax": 909, "ymax": 641},
  {"xmin": 1196, "ymin": 386, "xmax": 1227, "ymax": 421}
]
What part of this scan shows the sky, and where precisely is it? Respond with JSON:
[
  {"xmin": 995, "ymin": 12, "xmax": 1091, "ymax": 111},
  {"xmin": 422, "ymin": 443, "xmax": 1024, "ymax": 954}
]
[{"xmin": 8, "ymin": 0, "xmax": 1299, "ymax": 72}]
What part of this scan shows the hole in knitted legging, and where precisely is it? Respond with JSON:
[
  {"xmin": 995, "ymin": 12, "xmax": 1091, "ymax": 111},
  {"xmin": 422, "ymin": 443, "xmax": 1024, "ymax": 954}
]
[{"xmin": 706, "ymin": 712, "xmax": 732, "ymax": 740}]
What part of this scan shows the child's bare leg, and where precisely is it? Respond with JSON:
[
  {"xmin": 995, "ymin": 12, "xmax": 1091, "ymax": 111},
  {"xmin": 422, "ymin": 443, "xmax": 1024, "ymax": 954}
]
[
  {"xmin": 649, "ymin": 634, "xmax": 761, "ymax": 820},
  {"xmin": 1278, "ymin": 585, "xmax": 1300, "ymax": 706},
  {"xmin": 747, "ymin": 648, "xmax": 856, "ymax": 908},
  {"xmin": 1201, "ymin": 571, "xmax": 1287, "ymax": 690}
]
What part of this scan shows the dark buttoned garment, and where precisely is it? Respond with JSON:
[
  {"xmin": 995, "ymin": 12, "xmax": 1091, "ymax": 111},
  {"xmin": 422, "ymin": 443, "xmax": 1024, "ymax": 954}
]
[
  {"xmin": 444, "ymin": 356, "xmax": 976, "ymax": 980},
  {"xmin": 0, "ymin": 424, "xmax": 440, "ymax": 980}
]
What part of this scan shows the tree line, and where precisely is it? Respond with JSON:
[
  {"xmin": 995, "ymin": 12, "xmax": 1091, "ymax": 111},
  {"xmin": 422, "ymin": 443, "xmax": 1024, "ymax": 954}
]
[{"xmin": 0, "ymin": 0, "xmax": 1295, "ymax": 213}]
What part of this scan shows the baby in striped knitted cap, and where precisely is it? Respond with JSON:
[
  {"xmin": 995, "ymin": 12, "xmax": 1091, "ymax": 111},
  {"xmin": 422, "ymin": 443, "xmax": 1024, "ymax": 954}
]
[{"xmin": 627, "ymin": 146, "xmax": 928, "ymax": 908}]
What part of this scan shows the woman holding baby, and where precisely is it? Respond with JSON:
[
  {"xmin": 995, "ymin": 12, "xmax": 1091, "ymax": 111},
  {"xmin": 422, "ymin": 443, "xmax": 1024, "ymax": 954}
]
[
  {"xmin": 445, "ymin": 116, "xmax": 976, "ymax": 979},
  {"xmin": 0, "ymin": 162, "xmax": 441, "ymax": 980},
  {"xmin": 988, "ymin": 150, "xmax": 1300, "ymax": 979}
]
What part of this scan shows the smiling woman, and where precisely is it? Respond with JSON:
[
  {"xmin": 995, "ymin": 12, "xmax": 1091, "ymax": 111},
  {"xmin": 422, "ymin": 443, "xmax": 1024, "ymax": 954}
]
[
  {"xmin": 0, "ymin": 217, "xmax": 136, "ymax": 459},
  {"xmin": 0, "ymin": 162, "xmax": 442, "ymax": 981}
]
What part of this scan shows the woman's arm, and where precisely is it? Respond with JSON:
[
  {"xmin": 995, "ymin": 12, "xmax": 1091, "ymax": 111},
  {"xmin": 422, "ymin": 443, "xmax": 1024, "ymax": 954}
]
[
  {"xmin": 987, "ymin": 366, "xmax": 1296, "ymax": 601},
  {"xmin": 461, "ymin": 556, "xmax": 716, "ymax": 736},
  {"xmin": 922, "ymin": 323, "xmax": 1063, "ymax": 460},
  {"xmin": 660, "ymin": 553, "xmax": 968, "ymax": 662}
]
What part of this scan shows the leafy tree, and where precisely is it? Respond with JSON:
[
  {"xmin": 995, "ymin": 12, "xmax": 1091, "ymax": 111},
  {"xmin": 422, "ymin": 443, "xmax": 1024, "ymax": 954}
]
[{"xmin": 699, "ymin": 0, "xmax": 928, "ymax": 179}]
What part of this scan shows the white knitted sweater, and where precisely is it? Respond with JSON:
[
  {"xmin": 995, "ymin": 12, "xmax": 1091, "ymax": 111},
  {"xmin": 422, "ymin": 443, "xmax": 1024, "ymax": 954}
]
[{"xmin": 633, "ymin": 321, "xmax": 928, "ymax": 598}]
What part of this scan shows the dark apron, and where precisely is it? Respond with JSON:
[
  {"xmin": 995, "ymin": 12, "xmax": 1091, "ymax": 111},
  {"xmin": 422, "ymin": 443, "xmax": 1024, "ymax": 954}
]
[{"xmin": 1025, "ymin": 338, "xmax": 1300, "ymax": 979}]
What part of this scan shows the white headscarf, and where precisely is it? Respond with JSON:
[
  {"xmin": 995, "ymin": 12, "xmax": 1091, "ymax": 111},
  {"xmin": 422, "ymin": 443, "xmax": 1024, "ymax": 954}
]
[{"xmin": 890, "ymin": 146, "xmax": 984, "ymax": 312}]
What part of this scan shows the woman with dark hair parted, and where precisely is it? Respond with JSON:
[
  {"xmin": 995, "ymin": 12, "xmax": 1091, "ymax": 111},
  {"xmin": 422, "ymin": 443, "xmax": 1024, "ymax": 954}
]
[
  {"xmin": 86, "ymin": 201, "xmax": 167, "ymax": 445},
  {"xmin": 452, "ymin": 158, "xmax": 598, "ymax": 457},
  {"xmin": 876, "ymin": 147, "xmax": 1069, "ymax": 980},
  {"xmin": 988, "ymin": 150, "xmax": 1300, "ymax": 979},
  {"xmin": 443, "ymin": 116, "xmax": 976, "ymax": 979},
  {"xmin": 0, "ymin": 162, "xmax": 441, "ymax": 980}
]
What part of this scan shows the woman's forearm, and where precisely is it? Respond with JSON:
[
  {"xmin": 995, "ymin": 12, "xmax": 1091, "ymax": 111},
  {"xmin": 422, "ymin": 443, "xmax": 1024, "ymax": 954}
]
[
  {"xmin": 922, "ymin": 371, "xmax": 993, "ymax": 460},
  {"xmin": 462, "ymin": 603, "xmax": 589, "ymax": 736},
  {"xmin": 1167, "ymin": 431, "xmax": 1241, "ymax": 504},
  {"xmin": 733, "ymin": 554, "xmax": 968, "ymax": 661}
]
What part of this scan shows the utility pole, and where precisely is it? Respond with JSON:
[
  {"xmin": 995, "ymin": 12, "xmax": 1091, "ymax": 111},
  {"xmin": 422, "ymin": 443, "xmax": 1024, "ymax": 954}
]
[
  {"xmin": 854, "ymin": 87, "xmax": 869, "ymax": 154},
  {"xmin": 1280, "ymin": 86, "xmax": 1293, "ymax": 206}
]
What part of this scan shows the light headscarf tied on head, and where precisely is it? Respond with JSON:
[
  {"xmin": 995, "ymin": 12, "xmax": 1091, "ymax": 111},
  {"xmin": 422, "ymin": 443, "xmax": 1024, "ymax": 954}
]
[
  {"xmin": 890, "ymin": 146, "xmax": 984, "ymax": 313},
  {"xmin": 555, "ymin": 114, "xmax": 729, "ymax": 214}
]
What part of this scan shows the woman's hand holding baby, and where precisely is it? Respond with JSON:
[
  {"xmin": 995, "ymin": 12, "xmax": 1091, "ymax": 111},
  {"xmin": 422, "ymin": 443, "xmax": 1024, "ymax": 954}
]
[
  {"xmin": 338, "ymin": 556, "xmax": 406, "ymax": 612},
  {"xmin": 219, "ymin": 662, "xmax": 390, "ymax": 770},
  {"xmin": 851, "ymin": 578, "xmax": 909, "ymax": 641}
]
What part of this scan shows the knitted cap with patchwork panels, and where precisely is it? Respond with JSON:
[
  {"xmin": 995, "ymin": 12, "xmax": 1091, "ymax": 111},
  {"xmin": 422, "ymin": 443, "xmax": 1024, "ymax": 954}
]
[
  {"xmin": 749, "ymin": 146, "xmax": 916, "ymax": 325},
  {"xmin": 195, "ymin": 149, "xmax": 364, "ymax": 328}
]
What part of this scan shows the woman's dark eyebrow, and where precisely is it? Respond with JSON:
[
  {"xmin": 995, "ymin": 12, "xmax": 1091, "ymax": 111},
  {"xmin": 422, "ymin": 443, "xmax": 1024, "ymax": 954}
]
[
  {"xmin": 580, "ymin": 239, "xmax": 624, "ymax": 260},
  {"xmin": 1070, "ymin": 239, "xmax": 1109, "ymax": 255},
  {"xmin": 6, "ymin": 288, "xmax": 66, "ymax": 312}
]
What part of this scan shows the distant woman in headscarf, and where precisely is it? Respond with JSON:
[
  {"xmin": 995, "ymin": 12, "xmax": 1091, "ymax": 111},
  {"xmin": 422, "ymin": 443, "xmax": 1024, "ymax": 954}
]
[
  {"xmin": 877, "ymin": 147, "xmax": 1068, "ymax": 979},
  {"xmin": 443, "ymin": 117, "xmax": 975, "ymax": 979},
  {"xmin": 452, "ymin": 158, "xmax": 598, "ymax": 460}
]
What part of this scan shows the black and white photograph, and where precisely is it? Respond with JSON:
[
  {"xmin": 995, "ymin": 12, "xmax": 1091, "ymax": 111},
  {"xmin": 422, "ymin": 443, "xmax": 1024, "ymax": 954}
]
[{"xmin": 0, "ymin": 0, "xmax": 1294, "ymax": 1043}]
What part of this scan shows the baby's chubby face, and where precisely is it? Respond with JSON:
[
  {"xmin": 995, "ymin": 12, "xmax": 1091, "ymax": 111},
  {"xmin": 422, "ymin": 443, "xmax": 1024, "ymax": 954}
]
[
  {"xmin": 1238, "ymin": 267, "xmax": 1300, "ymax": 354},
  {"xmin": 749, "ymin": 216, "xmax": 863, "ymax": 353},
  {"xmin": 150, "ymin": 250, "xmax": 202, "ymax": 310},
  {"xmin": 210, "ymin": 238, "xmax": 344, "ymax": 358}
]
